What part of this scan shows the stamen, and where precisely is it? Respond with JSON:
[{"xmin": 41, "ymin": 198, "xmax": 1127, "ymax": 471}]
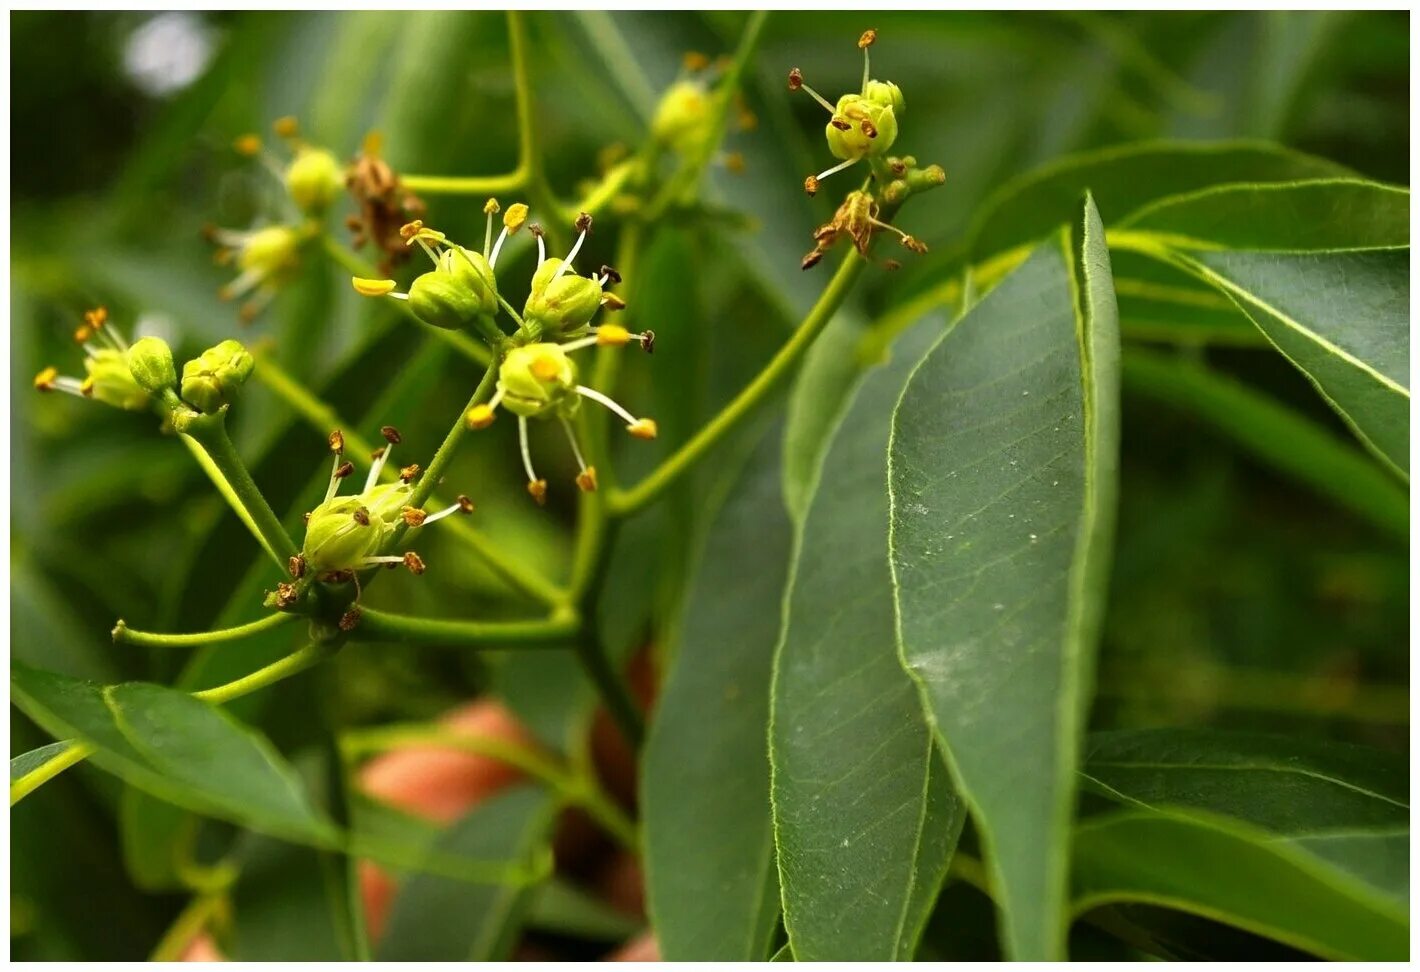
[
  {"xmin": 366, "ymin": 444, "xmax": 391, "ymax": 491},
  {"xmin": 859, "ymin": 28, "xmax": 877, "ymax": 94},
  {"xmin": 574, "ymin": 384, "xmax": 638, "ymax": 426},
  {"xmin": 325, "ymin": 453, "xmax": 346, "ymax": 502},
  {"xmin": 553, "ymin": 213, "xmax": 593, "ymax": 281},
  {"xmin": 628, "ymin": 418, "xmax": 658, "ymax": 440},
  {"xmin": 483, "ymin": 198, "xmax": 500, "ymax": 255},
  {"xmin": 414, "ymin": 236, "xmax": 440, "ymax": 265},
  {"xmin": 594, "ymin": 324, "xmax": 631, "ymax": 347},
  {"xmin": 559, "ymin": 415, "xmax": 589, "ymax": 475},
  {"xmin": 351, "ymin": 277, "xmax": 397, "ymax": 297},
  {"xmin": 219, "ymin": 268, "xmax": 266, "ymax": 301},
  {"xmin": 329, "ymin": 430, "xmax": 345, "ymax": 454},
  {"xmin": 788, "ymin": 68, "xmax": 836, "ymax": 113},
  {"xmin": 240, "ymin": 286, "xmax": 278, "ymax": 323},
  {"xmin": 466, "ymin": 402, "xmax": 497, "ymax": 430},
  {"xmin": 517, "ymin": 415, "xmax": 538, "ymax": 485},
  {"xmin": 807, "ymin": 158, "xmax": 860, "ymax": 196},
  {"xmin": 530, "ymin": 224, "xmax": 547, "ymax": 267},
  {"xmin": 421, "ymin": 495, "xmax": 475, "ymax": 525},
  {"xmin": 33, "ymin": 367, "xmax": 58, "ymax": 390},
  {"xmin": 399, "ymin": 463, "xmax": 420, "ymax": 483},
  {"xmin": 558, "ymin": 335, "xmax": 600, "ymax": 354}
]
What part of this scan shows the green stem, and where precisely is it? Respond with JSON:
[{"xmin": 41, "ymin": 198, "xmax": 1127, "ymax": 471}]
[
  {"xmin": 342, "ymin": 724, "xmax": 637, "ymax": 851},
  {"xmin": 9, "ymin": 741, "xmax": 95, "ymax": 806},
  {"xmin": 148, "ymin": 893, "xmax": 229, "ymax": 962},
  {"xmin": 399, "ymin": 169, "xmax": 524, "ymax": 196},
  {"xmin": 573, "ymin": 633, "xmax": 643, "ymax": 751},
  {"xmin": 609, "ymin": 250, "xmax": 866, "ymax": 516},
  {"xmin": 178, "ymin": 434, "xmax": 282, "ymax": 569},
  {"xmin": 401, "ymin": 361, "xmax": 498, "ymax": 519},
  {"xmin": 112, "ymin": 611, "xmax": 299, "ymax": 649},
  {"xmin": 645, "ymin": 11, "xmax": 769, "ymax": 220},
  {"xmin": 11, "ymin": 642, "xmax": 337, "ymax": 804},
  {"xmin": 320, "ymin": 235, "xmax": 492, "ymax": 367},
  {"xmin": 192, "ymin": 642, "xmax": 338, "ymax": 705},
  {"xmin": 353, "ymin": 606, "xmax": 578, "ymax": 647},
  {"xmin": 180, "ymin": 412, "xmax": 300, "ymax": 565}
]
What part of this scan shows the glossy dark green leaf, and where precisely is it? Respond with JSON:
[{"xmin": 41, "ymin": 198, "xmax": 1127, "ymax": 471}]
[
  {"xmin": 889, "ymin": 196, "xmax": 1120, "ymax": 959},
  {"xmin": 1111, "ymin": 248, "xmax": 1265, "ymax": 347},
  {"xmin": 1072, "ymin": 810, "xmax": 1407, "ymax": 961},
  {"xmin": 1082, "ymin": 727, "xmax": 1408, "ymax": 901},
  {"xmin": 771, "ymin": 316, "xmax": 965, "ymax": 962},
  {"xmin": 375, "ymin": 785, "xmax": 559, "ymax": 961},
  {"xmin": 644, "ymin": 422, "xmax": 788, "ymax": 961},
  {"xmin": 1119, "ymin": 179, "xmax": 1409, "ymax": 250},
  {"xmin": 11, "ymin": 663, "xmax": 338, "ymax": 846},
  {"xmin": 965, "ymin": 140, "xmax": 1349, "ymax": 260},
  {"xmin": 1122, "ymin": 348, "xmax": 1408, "ymax": 539}
]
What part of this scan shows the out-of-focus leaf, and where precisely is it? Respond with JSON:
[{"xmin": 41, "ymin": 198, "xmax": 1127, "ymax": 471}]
[
  {"xmin": 1111, "ymin": 248, "xmax": 1263, "ymax": 346},
  {"xmin": 1082, "ymin": 727, "xmax": 1408, "ymax": 901},
  {"xmin": 964, "ymin": 140, "xmax": 1349, "ymax": 261},
  {"xmin": 1121, "ymin": 348, "xmax": 1407, "ymax": 539},
  {"xmin": 1118, "ymin": 179, "xmax": 1408, "ymax": 250},
  {"xmin": 889, "ymin": 197, "xmax": 1120, "ymax": 959},
  {"xmin": 1071, "ymin": 810, "xmax": 1407, "ymax": 961},
  {"xmin": 11, "ymin": 663, "xmax": 338, "ymax": 846},
  {"xmin": 644, "ymin": 421, "xmax": 787, "ymax": 961},
  {"xmin": 375, "ymin": 784, "xmax": 559, "ymax": 961},
  {"xmin": 771, "ymin": 316, "xmax": 964, "ymax": 961},
  {"xmin": 525, "ymin": 878, "xmax": 642, "ymax": 942}
]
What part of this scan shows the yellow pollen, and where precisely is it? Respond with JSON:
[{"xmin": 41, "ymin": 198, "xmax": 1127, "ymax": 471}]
[
  {"xmin": 465, "ymin": 404, "xmax": 496, "ymax": 429},
  {"xmin": 628, "ymin": 418, "xmax": 658, "ymax": 440},
  {"xmin": 530, "ymin": 355, "xmax": 561, "ymax": 381},
  {"xmin": 596, "ymin": 325, "xmax": 631, "ymax": 347},
  {"xmin": 273, "ymin": 116, "xmax": 299, "ymax": 138},
  {"xmin": 351, "ymin": 277, "xmax": 397, "ymax": 297},
  {"xmin": 398, "ymin": 220, "xmax": 423, "ymax": 241},
  {"xmin": 859, "ymin": 28, "xmax": 878, "ymax": 48},
  {"xmin": 402, "ymin": 507, "xmax": 427, "ymax": 527},
  {"xmin": 85, "ymin": 307, "xmax": 108, "ymax": 328},
  {"xmin": 527, "ymin": 479, "xmax": 548, "ymax": 505},
  {"xmin": 73, "ymin": 325, "xmax": 93, "ymax": 344},
  {"xmin": 33, "ymin": 367, "xmax": 57, "ymax": 390},
  {"xmin": 234, "ymin": 134, "xmax": 263, "ymax": 156},
  {"xmin": 577, "ymin": 466, "xmax": 599, "ymax": 492},
  {"xmin": 483, "ymin": 197, "xmax": 501, "ymax": 215},
  {"xmin": 683, "ymin": 51, "xmax": 710, "ymax": 72}
]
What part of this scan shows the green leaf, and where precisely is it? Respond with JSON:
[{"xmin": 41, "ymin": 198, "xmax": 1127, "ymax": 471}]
[
  {"xmin": 965, "ymin": 140, "xmax": 1349, "ymax": 260},
  {"xmin": 11, "ymin": 663, "xmax": 338, "ymax": 846},
  {"xmin": 525, "ymin": 878, "xmax": 642, "ymax": 942},
  {"xmin": 1118, "ymin": 179, "xmax": 1409, "ymax": 250},
  {"xmin": 1160, "ymin": 246, "xmax": 1409, "ymax": 476},
  {"xmin": 1082, "ymin": 727, "xmax": 1408, "ymax": 901},
  {"xmin": 1071, "ymin": 810, "xmax": 1407, "ymax": 961},
  {"xmin": 643, "ymin": 421, "xmax": 788, "ymax": 961},
  {"xmin": 10, "ymin": 740, "xmax": 75, "ymax": 782},
  {"xmin": 888, "ymin": 195, "xmax": 1121, "ymax": 960},
  {"xmin": 375, "ymin": 784, "xmax": 559, "ymax": 961},
  {"xmin": 771, "ymin": 316, "xmax": 965, "ymax": 962},
  {"xmin": 1121, "ymin": 348, "xmax": 1408, "ymax": 539}
]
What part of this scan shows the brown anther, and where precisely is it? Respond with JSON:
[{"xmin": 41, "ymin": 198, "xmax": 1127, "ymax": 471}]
[
  {"xmin": 683, "ymin": 51, "xmax": 710, "ymax": 72},
  {"xmin": 574, "ymin": 212, "xmax": 593, "ymax": 234},
  {"xmin": 527, "ymin": 479, "xmax": 548, "ymax": 506},
  {"xmin": 338, "ymin": 607, "xmax": 362, "ymax": 632},
  {"xmin": 890, "ymin": 158, "xmax": 908, "ymax": 177},
  {"xmin": 403, "ymin": 551, "xmax": 426, "ymax": 575},
  {"xmin": 640, "ymin": 330, "xmax": 656, "ymax": 354},
  {"xmin": 787, "ymin": 67, "xmax": 804, "ymax": 91},
  {"xmin": 398, "ymin": 463, "xmax": 420, "ymax": 483},
  {"xmin": 288, "ymin": 555, "xmax": 306, "ymax": 579},
  {"xmin": 324, "ymin": 569, "xmax": 355, "ymax": 584},
  {"xmin": 84, "ymin": 307, "xmax": 108, "ymax": 329},
  {"xmin": 601, "ymin": 293, "xmax": 627, "ymax": 311},
  {"xmin": 344, "ymin": 215, "xmax": 364, "ymax": 232},
  {"xmin": 457, "ymin": 495, "xmax": 475, "ymax": 514},
  {"xmin": 528, "ymin": 222, "xmax": 545, "ymax": 239},
  {"xmin": 80, "ymin": 377, "xmax": 95, "ymax": 397},
  {"xmin": 801, "ymin": 250, "xmax": 824, "ymax": 271},
  {"xmin": 831, "ymin": 118, "xmax": 852, "ymax": 131},
  {"xmin": 398, "ymin": 220, "xmax": 423, "ymax": 241},
  {"xmin": 883, "ymin": 259, "xmax": 902, "ymax": 271},
  {"xmin": 861, "ymin": 119, "xmax": 878, "ymax": 138},
  {"xmin": 328, "ymin": 429, "xmax": 345, "ymax": 453},
  {"xmin": 380, "ymin": 425, "xmax": 402, "ymax": 444},
  {"xmin": 599, "ymin": 265, "xmax": 622, "ymax": 284},
  {"xmin": 858, "ymin": 28, "xmax": 878, "ymax": 49},
  {"xmin": 724, "ymin": 151, "xmax": 746, "ymax": 174},
  {"xmin": 401, "ymin": 507, "xmax": 427, "ymax": 527},
  {"xmin": 576, "ymin": 466, "xmax": 599, "ymax": 492},
  {"xmin": 274, "ymin": 582, "xmax": 300, "ymax": 609},
  {"xmin": 273, "ymin": 116, "xmax": 299, "ymax": 138},
  {"xmin": 804, "ymin": 175, "xmax": 819, "ymax": 196},
  {"xmin": 33, "ymin": 367, "xmax": 57, "ymax": 391},
  {"xmin": 353, "ymin": 507, "xmax": 371, "ymax": 526},
  {"xmin": 334, "ymin": 461, "xmax": 355, "ymax": 479},
  {"xmin": 303, "ymin": 512, "xmax": 312, "ymax": 525}
]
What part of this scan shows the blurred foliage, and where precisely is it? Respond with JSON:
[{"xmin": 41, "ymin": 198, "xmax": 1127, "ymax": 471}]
[{"xmin": 9, "ymin": 9, "xmax": 1407, "ymax": 961}]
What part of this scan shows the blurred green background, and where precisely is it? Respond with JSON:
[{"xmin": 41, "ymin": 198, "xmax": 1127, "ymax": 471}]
[{"xmin": 10, "ymin": 10, "xmax": 1408, "ymax": 960}]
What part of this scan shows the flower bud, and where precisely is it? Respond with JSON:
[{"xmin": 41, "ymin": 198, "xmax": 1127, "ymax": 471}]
[
  {"xmin": 82, "ymin": 350, "xmax": 151, "ymax": 411},
  {"xmin": 285, "ymin": 146, "xmax": 344, "ymax": 215},
  {"xmin": 825, "ymin": 92, "xmax": 899, "ymax": 161},
  {"xmin": 181, "ymin": 339, "xmax": 255, "ymax": 413},
  {"xmin": 125, "ymin": 337, "xmax": 177, "ymax": 395},
  {"xmin": 523, "ymin": 258, "xmax": 603, "ymax": 336},
  {"xmin": 407, "ymin": 247, "xmax": 498, "ymax": 330},
  {"xmin": 652, "ymin": 80, "xmax": 711, "ymax": 154},
  {"xmin": 498, "ymin": 343, "xmax": 578, "ymax": 418}
]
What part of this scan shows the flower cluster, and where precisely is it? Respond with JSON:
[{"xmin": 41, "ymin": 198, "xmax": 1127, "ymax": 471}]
[
  {"xmin": 352, "ymin": 205, "xmax": 658, "ymax": 505},
  {"xmin": 789, "ymin": 30, "xmax": 944, "ymax": 270},
  {"xmin": 35, "ymin": 308, "xmax": 254, "ymax": 418}
]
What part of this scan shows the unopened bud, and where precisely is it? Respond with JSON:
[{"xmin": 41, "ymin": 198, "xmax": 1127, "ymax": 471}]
[
  {"xmin": 286, "ymin": 146, "xmax": 344, "ymax": 214},
  {"xmin": 180, "ymin": 339, "xmax": 255, "ymax": 413},
  {"xmin": 127, "ymin": 337, "xmax": 177, "ymax": 395}
]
